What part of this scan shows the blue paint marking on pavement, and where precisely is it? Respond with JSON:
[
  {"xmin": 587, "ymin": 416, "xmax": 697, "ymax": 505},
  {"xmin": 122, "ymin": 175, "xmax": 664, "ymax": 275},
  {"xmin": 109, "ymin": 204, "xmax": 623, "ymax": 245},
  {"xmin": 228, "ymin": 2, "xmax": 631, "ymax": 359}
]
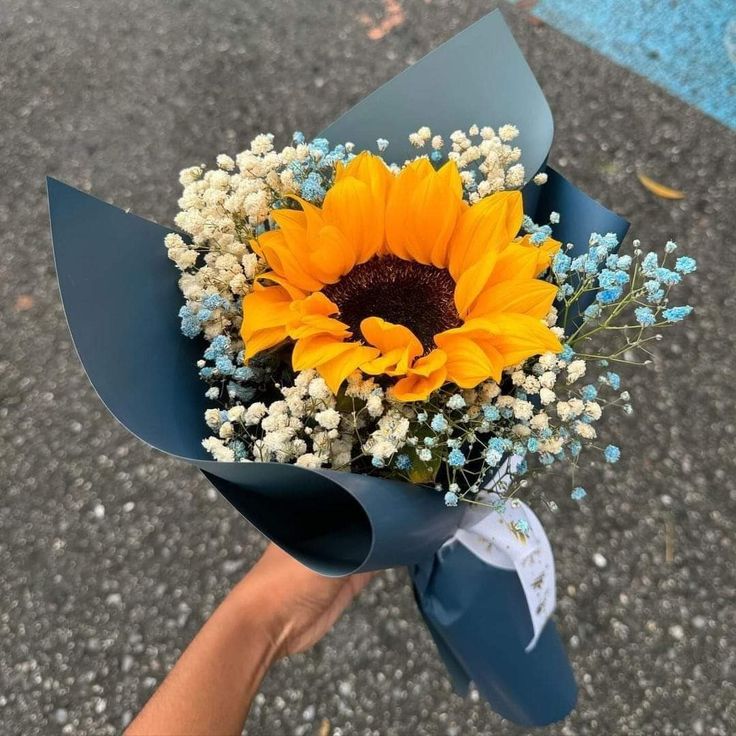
[{"xmin": 521, "ymin": 0, "xmax": 736, "ymax": 129}]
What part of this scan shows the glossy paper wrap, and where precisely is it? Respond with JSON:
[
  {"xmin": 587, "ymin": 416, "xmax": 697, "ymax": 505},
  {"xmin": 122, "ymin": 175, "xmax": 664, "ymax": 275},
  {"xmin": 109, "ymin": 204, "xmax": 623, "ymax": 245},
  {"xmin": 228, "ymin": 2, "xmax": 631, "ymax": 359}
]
[{"xmin": 48, "ymin": 10, "xmax": 628, "ymax": 726}]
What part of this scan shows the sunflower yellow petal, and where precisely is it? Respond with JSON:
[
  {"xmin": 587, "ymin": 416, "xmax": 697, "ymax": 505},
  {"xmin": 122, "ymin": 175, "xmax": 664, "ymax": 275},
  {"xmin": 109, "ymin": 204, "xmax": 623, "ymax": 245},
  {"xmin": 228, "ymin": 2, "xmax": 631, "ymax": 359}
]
[
  {"xmin": 447, "ymin": 191, "xmax": 523, "ymax": 279},
  {"xmin": 256, "ymin": 229, "xmax": 325, "ymax": 292},
  {"xmin": 384, "ymin": 157, "xmax": 435, "ymax": 261},
  {"xmin": 335, "ymin": 151, "xmax": 393, "ymax": 208},
  {"xmin": 241, "ymin": 284, "xmax": 294, "ymax": 359},
  {"xmin": 292, "ymin": 334, "xmax": 354, "ymax": 371},
  {"xmin": 392, "ymin": 161, "xmax": 463, "ymax": 266},
  {"xmin": 467, "ymin": 279, "xmax": 558, "ymax": 320},
  {"xmin": 318, "ymin": 343, "xmax": 380, "ymax": 394},
  {"xmin": 434, "ymin": 327, "xmax": 503, "ymax": 387},
  {"xmin": 287, "ymin": 293, "xmax": 350, "ymax": 340},
  {"xmin": 255, "ymin": 271, "xmax": 308, "ymax": 300},
  {"xmin": 485, "ymin": 241, "xmax": 541, "ymax": 286},
  {"xmin": 392, "ymin": 349, "xmax": 448, "ymax": 402},
  {"xmin": 514, "ymin": 234, "xmax": 562, "ymax": 275},
  {"xmin": 309, "ymin": 224, "xmax": 356, "ymax": 283},
  {"xmin": 359, "ymin": 317, "xmax": 423, "ymax": 376},
  {"xmin": 453, "ymin": 250, "xmax": 498, "ymax": 318},
  {"xmin": 322, "ymin": 176, "xmax": 384, "ymax": 264},
  {"xmin": 471, "ymin": 313, "xmax": 562, "ymax": 366}
]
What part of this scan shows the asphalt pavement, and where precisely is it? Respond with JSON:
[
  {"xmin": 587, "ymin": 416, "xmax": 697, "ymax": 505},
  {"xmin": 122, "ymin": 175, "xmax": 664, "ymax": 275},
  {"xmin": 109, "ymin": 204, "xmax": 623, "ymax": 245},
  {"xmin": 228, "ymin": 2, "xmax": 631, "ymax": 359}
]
[{"xmin": 1, "ymin": 1, "xmax": 735, "ymax": 734}]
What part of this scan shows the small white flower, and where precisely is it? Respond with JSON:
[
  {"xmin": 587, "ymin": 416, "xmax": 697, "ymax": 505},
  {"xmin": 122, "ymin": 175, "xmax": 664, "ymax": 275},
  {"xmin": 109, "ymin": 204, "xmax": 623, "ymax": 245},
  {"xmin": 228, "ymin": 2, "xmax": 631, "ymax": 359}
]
[
  {"xmin": 285, "ymin": 394, "xmax": 306, "ymax": 416},
  {"xmin": 250, "ymin": 133, "xmax": 274, "ymax": 155},
  {"xmin": 315, "ymin": 408, "xmax": 341, "ymax": 431},
  {"xmin": 511, "ymin": 370, "xmax": 526, "ymax": 386},
  {"xmin": 446, "ymin": 394, "xmax": 466, "ymax": 410},
  {"xmin": 584, "ymin": 401, "xmax": 602, "ymax": 421},
  {"xmin": 539, "ymin": 371, "xmax": 557, "ymax": 390},
  {"xmin": 530, "ymin": 412, "xmax": 549, "ymax": 431},
  {"xmin": 308, "ymin": 377, "xmax": 332, "ymax": 401},
  {"xmin": 295, "ymin": 453, "xmax": 324, "ymax": 469},
  {"xmin": 498, "ymin": 124, "xmax": 519, "ymax": 142},
  {"xmin": 523, "ymin": 376, "xmax": 541, "ymax": 394},
  {"xmin": 539, "ymin": 387, "xmax": 556, "ymax": 406},
  {"xmin": 205, "ymin": 408, "xmax": 222, "ymax": 429},
  {"xmin": 227, "ymin": 406, "xmax": 245, "ymax": 422},
  {"xmin": 244, "ymin": 402, "xmax": 268, "ymax": 426},
  {"xmin": 202, "ymin": 437, "xmax": 235, "ymax": 462},
  {"xmin": 513, "ymin": 400, "xmax": 534, "ymax": 421},
  {"xmin": 574, "ymin": 421, "xmax": 597, "ymax": 439},
  {"xmin": 216, "ymin": 154, "xmax": 235, "ymax": 171},
  {"xmin": 366, "ymin": 394, "xmax": 384, "ymax": 418},
  {"xmin": 533, "ymin": 172, "xmax": 549, "ymax": 186},
  {"xmin": 478, "ymin": 381, "xmax": 501, "ymax": 401},
  {"xmin": 219, "ymin": 421, "xmax": 234, "ymax": 439},
  {"xmin": 179, "ymin": 166, "xmax": 203, "ymax": 185},
  {"xmin": 551, "ymin": 326, "xmax": 565, "ymax": 339},
  {"xmin": 556, "ymin": 401, "xmax": 573, "ymax": 422},
  {"xmin": 540, "ymin": 436, "xmax": 563, "ymax": 455},
  {"xmin": 538, "ymin": 352, "xmax": 558, "ymax": 370},
  {"xmin": 292, "ymin": 438, "xmax": 308, "ymax": 457},
  {"xmin": 164, "ymin": 233, "xmax": 186, "ymax": 251},
  {"xmin": 505, "ymin": 163, "xmax": 525, "ymax": 188},
  {"xmin": 496, "ymin": 395, "xmax": 515, "ymax": 410},
  {"xmin": 566, "ymin": 360, "xmax": 587, "ymax": 384}
]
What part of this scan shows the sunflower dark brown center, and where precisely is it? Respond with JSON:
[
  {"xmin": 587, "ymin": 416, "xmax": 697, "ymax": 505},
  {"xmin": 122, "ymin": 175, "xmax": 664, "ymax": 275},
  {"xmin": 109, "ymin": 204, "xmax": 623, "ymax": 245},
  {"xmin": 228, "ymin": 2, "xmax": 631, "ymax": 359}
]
[{"xmin": 322, "ymin": 255, "xmax": 461, "ymax": 352}]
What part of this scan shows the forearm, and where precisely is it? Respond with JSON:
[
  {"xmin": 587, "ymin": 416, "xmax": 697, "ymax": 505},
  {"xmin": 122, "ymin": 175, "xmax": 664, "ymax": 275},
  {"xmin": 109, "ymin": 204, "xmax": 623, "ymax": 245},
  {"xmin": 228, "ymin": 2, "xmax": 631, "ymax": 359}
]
[
  {"xmin": 125, "ymin": 579, "xmax": 279, "ymax": 736},
  {"xmin": 125, "ymin": 544, "xmax": 371, "ymax": 736}
]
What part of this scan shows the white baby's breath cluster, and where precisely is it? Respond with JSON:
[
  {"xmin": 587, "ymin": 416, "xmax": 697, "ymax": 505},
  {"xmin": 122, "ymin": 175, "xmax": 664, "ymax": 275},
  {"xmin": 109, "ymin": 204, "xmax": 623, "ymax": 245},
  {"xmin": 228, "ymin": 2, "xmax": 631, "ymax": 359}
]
[
  {"xmin": 175, "ymin": 133, "xmax": 311, "ymax": 243},
  {"xmin": 167, "ymin": 133, "xmax": 354, "ymax": 346},
  {"xmin": 409, "ymin": 123, "xmax": 528, "ymax": 202},
  {"xmin": 201, "ymin": 369, "xmax": 404, "ymax": 469}
]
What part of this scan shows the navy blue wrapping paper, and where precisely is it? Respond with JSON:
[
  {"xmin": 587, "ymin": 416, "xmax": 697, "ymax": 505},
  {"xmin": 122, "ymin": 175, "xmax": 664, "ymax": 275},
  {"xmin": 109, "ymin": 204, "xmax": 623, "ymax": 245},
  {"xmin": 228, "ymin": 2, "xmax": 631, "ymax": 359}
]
[
  {"xmin": 413, "ymin": 546, "xmax": 577, "ymax": 726},
  {"xmin": 48, "ymin": 9, "xmax": 631, "ymax": 726}
]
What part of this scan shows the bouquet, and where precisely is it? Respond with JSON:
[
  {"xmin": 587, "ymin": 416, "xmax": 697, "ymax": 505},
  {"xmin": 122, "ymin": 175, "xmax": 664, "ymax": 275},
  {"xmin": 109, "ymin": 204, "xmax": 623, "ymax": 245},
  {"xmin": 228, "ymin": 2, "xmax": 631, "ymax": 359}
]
[{"xmin": 48, "ymin": 10, "xmax": 695, "ymax": 727}]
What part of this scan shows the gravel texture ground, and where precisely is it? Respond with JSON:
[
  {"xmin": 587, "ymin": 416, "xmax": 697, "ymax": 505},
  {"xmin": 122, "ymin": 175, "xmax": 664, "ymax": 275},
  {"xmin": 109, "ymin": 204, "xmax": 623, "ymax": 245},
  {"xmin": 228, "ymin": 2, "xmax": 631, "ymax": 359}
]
[{"xmin": 1, "ymin": 1, "xmax": 735, "ymax": 734}]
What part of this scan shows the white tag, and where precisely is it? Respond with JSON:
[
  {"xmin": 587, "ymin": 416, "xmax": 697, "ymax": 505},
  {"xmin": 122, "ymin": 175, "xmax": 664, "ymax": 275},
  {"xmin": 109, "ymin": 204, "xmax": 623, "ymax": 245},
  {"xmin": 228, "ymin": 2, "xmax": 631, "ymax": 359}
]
[{"xmin": 443, "ymin": 456, "xmax": 556, "ymax": 651}]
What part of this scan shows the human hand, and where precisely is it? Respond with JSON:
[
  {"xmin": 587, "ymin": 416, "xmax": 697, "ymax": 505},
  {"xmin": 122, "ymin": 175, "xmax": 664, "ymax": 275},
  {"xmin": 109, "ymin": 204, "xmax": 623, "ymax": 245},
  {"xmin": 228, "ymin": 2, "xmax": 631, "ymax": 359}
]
[
  {"xmin": 126, "ymin": 543, "xmax": 374, "ymax": 736},
  {"xmin": 231, "ymin": 543, "xmax": 375, "ymax": 660}
]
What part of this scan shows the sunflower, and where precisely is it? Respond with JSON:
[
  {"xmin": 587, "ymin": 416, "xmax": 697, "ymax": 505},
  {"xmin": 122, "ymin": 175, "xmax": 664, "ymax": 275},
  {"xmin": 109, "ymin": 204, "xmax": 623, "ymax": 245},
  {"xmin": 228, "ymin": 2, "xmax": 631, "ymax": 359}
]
[{"xmin": 241, "ymin": 152, "xmax": 561, "ymax": 401}]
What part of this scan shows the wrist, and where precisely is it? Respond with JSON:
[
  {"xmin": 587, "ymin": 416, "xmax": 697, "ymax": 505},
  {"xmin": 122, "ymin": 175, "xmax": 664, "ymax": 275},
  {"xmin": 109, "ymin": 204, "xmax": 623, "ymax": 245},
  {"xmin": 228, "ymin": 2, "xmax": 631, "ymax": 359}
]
[{"xmin": 228, "ymin": 574, "xmax": 292, "ymax": 662}]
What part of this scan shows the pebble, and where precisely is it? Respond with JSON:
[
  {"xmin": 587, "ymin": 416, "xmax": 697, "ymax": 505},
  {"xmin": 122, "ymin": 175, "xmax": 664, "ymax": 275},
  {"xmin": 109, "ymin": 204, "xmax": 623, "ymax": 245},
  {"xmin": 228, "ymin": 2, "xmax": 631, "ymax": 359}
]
[
  {"xmin": 106, "ymin": 593, "xmax": 122, "ymax": 607},
  {"xmin": 53, "ymin": 708, "xmax": 68, "ymax": 724},
  {"xmin": 222, "ymin": 559, "xmax": 245, "ymax": 574},
  {"xmin": 593, "ymin": 552, "xmax": 608, "ymax": 568},
  {"xmin": 692, "ymin": 615, "xmax": 707, "ymax": 629}
]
